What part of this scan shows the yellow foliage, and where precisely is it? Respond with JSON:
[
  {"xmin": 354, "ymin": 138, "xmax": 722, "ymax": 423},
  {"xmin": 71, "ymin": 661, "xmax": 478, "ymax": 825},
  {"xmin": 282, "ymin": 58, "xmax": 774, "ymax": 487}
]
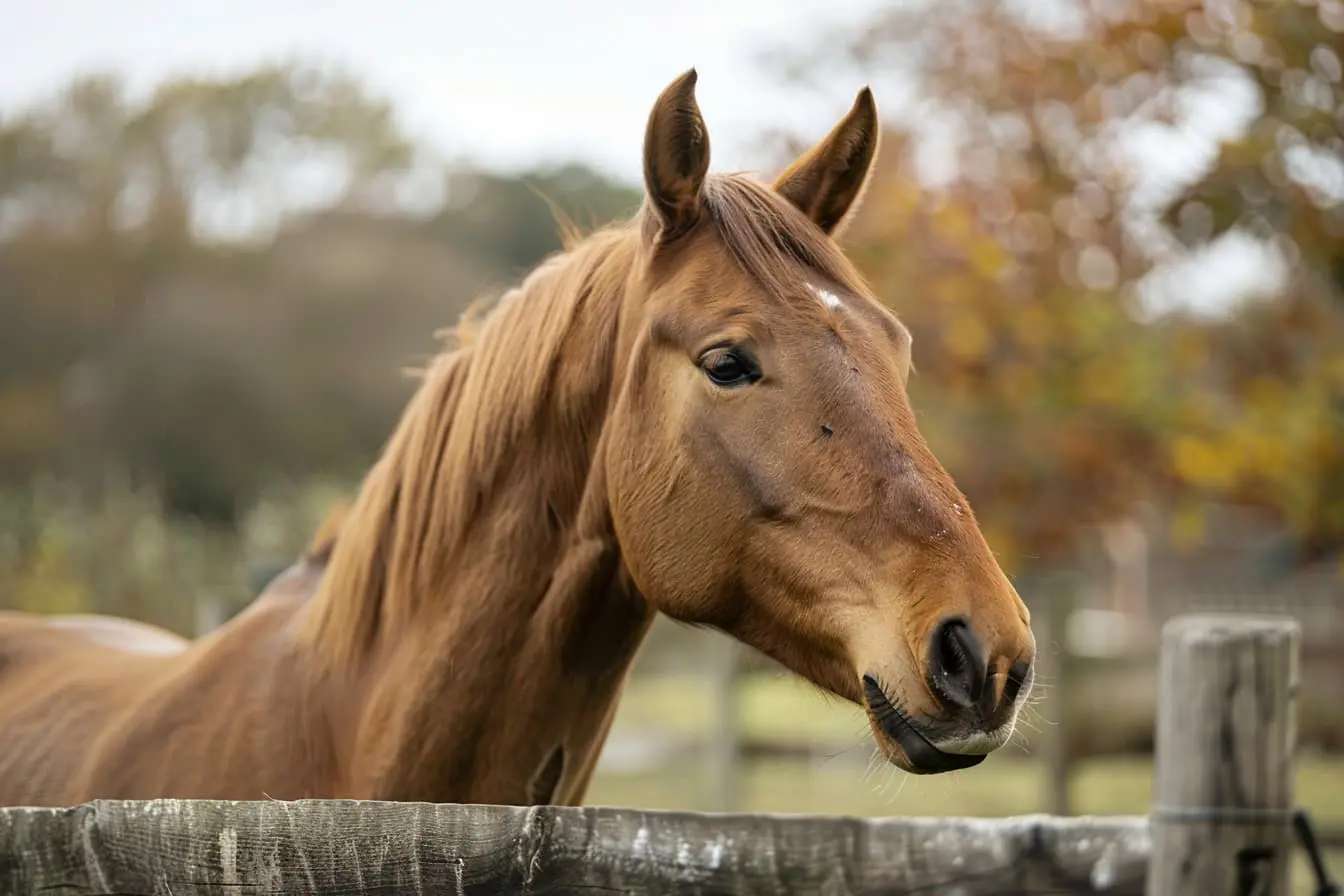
[
  {"xmin": 997, "ymin": 361, "xmax": 1033, "ymax": 405},
  {"xmin": 1012, "ymin": 304, "xmax": 1054, "ymax": 352},
  {"xmin": 1328, "ymin": 354, "xmax": 1344, "ymax": 383},
  {"xmin": 978, "ymin": 521, "xmax": 1019, "ymax": 577},
  {"xmin": 932, "ymin": 269, "xmax": 998, "ymax": 309},
  {"xmin": 13, "ymin": 528, "xmax": 90, "ymax": 615},
  {"xmin": 930, "ymin": 201, "xmax": 975, "ymax": 248},
  {"xmin": 1170, "ymin": 503, "xmax": 1207, "ymax": 550},
  {"xmin": 1078, "ymin": 357, "xmax": 1129, "ymax": 407},
  {"xmin": 968, "ymin": 237, "xmax": 1010, "ymax": 279},
  {"xmin": 1252, "ymin": 433, "xmax": 1291, "ymax": 482},
  {"xmin": 1246, "ymin": 377, "xmax": 1285, "ymax": 413},
  {"xmin": 790, "ymin": 0, "xmax": 1344, "ymax": 562},
  {"xmin": 943, "ymin": 309, "xmax": 992, "ymax": 361},
  {"xmin": 1172, "ymin": 328, "xmax": 1210, "ymax": 374},
  {"xmin": 878, "ymin": 178, "xmax": 922, "ymax": 220},
  {"xmin": 1170, "ymin": 434, "xmax": 1239, "ymax": 490}
]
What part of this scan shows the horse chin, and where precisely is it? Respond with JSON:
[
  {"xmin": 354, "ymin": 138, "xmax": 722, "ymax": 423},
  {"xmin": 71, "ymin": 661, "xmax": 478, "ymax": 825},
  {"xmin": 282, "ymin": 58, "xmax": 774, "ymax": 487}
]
[
  {"xmin": 866, "ymin": 714, "xmax": 990, "ymax": 775},
  {"xmin": 865, "ymin": 714, "xmax": 988, "ymax": 775},
  {"xmin": 861, "ymin": 676, "xmax": 991, "ymax": 775}
]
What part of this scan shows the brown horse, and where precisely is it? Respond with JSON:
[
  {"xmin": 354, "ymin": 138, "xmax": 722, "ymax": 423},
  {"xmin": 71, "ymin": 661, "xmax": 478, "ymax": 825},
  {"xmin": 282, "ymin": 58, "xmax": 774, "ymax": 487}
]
[{"xmin": 0, "ymin": 69, "xmax": 1035, "ymax": 808}]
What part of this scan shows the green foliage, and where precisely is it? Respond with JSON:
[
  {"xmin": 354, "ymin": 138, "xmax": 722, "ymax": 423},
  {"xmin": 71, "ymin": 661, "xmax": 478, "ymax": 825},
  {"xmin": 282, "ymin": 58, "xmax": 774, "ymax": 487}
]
[
  {"xmin": 0, "ymin": 61, "xmax": 640, "ymax": 526},
  {"xmin": 0, "ymin": 477, "xmax": 349, "ymax": 631},
  {"xmin": 432, "ymin": 163, "xmax": 642, "ymax": 277}
]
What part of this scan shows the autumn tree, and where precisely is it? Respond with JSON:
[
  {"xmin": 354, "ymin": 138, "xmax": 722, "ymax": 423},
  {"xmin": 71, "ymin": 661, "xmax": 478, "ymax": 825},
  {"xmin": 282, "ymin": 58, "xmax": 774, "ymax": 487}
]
[{"xmin": 763, "ymin": 0, "xmax": 1344, "ymax": 571}]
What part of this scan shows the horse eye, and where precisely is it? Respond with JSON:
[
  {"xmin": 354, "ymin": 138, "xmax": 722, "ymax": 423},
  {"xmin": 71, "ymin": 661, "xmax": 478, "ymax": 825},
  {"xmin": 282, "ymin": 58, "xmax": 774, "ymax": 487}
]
[{"xmin": 700, "ymin": 348, "xmax": 760, "ymax": 388}]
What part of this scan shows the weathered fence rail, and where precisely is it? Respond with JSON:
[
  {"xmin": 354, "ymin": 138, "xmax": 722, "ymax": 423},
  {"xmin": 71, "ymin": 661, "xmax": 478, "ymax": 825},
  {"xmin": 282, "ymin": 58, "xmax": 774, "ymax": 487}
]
[
  {"xmin": 0, "ymin": 801, "xmax": 1152, "ymax": 894},
  {"xmin": 0, "ymin": 613, "xmax": 1318, "ymax": 895}
]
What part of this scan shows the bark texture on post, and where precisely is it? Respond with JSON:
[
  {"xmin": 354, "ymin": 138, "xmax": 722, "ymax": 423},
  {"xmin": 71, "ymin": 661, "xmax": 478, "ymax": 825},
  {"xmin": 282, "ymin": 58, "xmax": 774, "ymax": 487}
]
[{"xmin": 1146, "ymin": 613, "xmax": 1300, "ymax": 896}]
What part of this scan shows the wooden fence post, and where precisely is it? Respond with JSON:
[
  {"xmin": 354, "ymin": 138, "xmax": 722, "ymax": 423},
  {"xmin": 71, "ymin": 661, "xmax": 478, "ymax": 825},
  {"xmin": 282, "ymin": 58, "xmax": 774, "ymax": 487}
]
[
  {"xmin": 1146, "ymin": 613, "xmax": 1300, "ymax": 896},
  {"xmin": 705, "ymin": 633, "xmax": 742, "ymax": 812},
  {"xmin": 1036, "ymin": 572, "xmax": 1077, "ymax": 817}
]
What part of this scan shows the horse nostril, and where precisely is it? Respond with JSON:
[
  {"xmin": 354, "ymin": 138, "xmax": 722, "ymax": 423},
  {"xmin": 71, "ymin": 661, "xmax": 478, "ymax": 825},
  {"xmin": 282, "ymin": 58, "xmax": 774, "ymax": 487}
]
[{"xmin": 928, "ymin": 618, "xmax": 988, "ymax": 711}]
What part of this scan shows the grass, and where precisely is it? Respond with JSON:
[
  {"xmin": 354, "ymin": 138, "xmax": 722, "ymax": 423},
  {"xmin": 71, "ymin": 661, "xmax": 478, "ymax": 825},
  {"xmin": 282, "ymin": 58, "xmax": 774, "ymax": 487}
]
[
  {"xmin": 610, "ymin": 671, "xmax": 874, "ymax": 746},
  {"xmin": 589, "ymin": 672, "xmax": 1344, "ymax": 895}
]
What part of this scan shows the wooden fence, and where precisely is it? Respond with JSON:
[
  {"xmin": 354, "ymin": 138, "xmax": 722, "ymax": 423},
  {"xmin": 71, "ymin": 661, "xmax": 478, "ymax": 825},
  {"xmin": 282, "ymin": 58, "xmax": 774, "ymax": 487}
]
[{"xmin": 0, "ymin": 614, "xmax": 1327, "ymax": 895}]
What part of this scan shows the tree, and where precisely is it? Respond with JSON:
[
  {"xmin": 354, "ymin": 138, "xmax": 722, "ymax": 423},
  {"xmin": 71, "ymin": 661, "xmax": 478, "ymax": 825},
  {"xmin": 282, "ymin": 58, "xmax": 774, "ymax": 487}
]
[
  {"xmin": 0, "ymin": 61, "xmax": 423, "ymax": 244},
  {"xmin": 0, "ymin": 62, "xmax": 645, "ymax": 528},
  {"xmin": 0, "ymin": 61, "xmax": 427, "ymax": 523},
  {"xmin": 762, "ymin": 0, "xmax": 1344, "ymax": 571},
  {"xmin": 430, "ymin": 162, "xmax": 642, "ymax": 278}
]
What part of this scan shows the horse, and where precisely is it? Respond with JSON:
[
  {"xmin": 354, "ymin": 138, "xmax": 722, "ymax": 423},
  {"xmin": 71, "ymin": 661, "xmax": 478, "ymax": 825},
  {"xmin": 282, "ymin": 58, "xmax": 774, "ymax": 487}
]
[{"xmin": 0, "ymin": 69, "xmax": 1036, "ymax": 807}]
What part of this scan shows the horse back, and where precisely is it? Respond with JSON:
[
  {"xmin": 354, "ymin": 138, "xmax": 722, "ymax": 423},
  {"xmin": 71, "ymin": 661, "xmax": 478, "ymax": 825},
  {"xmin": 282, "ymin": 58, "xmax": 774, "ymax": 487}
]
[
  {"xmin": 0, "ymin": 542, "xmax": 335, "ymax": 805},
  {"xmin": 0, "ymin": 611, "xmax": 187, "ymax": 805}
]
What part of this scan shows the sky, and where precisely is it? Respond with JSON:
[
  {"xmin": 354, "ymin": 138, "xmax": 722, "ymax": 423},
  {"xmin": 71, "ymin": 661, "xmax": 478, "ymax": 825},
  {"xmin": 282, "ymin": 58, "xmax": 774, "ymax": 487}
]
[
  {"xmin": 0, "ymin": 0, "xmax": 888, "ymax": 184},
  {"xmin": 0, "ymin": 0, "xmax": 1294, "ymax": 315}
]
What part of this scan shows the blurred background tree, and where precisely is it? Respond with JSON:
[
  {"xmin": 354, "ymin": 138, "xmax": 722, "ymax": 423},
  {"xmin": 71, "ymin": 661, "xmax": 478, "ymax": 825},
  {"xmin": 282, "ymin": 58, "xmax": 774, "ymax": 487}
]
[
  {"xmin": 0, "ymin": 60, "xmax": 641, "ymax": 625},
  {"xmin": 0, "ymin": 61, "xmax": 641, "ymax": 529},
  {"xmin": 758, "ymin": 0, "xmax": 1344, "ymax": 575}
]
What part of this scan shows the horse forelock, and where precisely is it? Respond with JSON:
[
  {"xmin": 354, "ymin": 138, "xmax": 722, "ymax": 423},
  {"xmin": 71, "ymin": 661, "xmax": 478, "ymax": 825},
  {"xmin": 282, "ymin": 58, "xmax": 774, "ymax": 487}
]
[{"xmin": 698, "ymin": 173, "xmax": 872, "ymax": 305}]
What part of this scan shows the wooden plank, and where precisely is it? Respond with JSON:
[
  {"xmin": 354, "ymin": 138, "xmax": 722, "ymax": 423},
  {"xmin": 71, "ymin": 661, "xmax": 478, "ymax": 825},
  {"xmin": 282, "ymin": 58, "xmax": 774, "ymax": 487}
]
[
  {"xmin": 1146, "ymin": 613, "xmax": 1300, "ymax": 896},
  {"xmin": 0, "ymin": 800, "xmax": 1150, "ymax": 895}
]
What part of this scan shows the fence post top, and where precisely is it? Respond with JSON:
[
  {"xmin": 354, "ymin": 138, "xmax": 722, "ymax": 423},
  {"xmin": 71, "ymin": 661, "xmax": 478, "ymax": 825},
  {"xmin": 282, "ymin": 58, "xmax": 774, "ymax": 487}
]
[{"xmin": 1160, "ymin": 613, "xmax": 1302, "ymax": 642}]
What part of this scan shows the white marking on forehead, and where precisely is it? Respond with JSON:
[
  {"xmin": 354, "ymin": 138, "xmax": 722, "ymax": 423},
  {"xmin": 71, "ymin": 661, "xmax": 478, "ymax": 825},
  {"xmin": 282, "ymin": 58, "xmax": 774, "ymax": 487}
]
[{"xmin": 807, "ymin": 281, "xmax": 845, "ymax": 311}]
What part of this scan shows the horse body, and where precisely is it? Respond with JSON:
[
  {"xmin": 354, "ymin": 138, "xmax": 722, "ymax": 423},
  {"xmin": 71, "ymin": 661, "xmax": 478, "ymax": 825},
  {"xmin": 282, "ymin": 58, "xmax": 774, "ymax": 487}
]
[
  {"xmin": 0, "ymin": 70, "xmax": 1039, "ymax": 808},
  {"xmin": 0, "ymin": 574, "xmax": 331, "ymax": 805},
  {"xmin": 0, "ymin": 494, "xmax": 645, "ymax": 807}
]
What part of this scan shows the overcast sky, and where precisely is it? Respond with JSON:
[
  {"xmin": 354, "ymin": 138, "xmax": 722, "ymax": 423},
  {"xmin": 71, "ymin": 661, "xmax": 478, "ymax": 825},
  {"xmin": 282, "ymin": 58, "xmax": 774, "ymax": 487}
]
[
  {"xmin": 0, "ymin": 0, "xmax": 888, "ymax": 184},
  {"xmin": 0, "ymin": 0, "xmax": 1294, "ymax": 314}
]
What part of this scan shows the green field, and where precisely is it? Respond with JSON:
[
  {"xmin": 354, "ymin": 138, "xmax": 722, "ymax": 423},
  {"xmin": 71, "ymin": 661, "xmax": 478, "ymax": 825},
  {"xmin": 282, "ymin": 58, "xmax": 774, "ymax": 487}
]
[{"xmin": 588, "ymin": 673, "xmax": 1344, "ymax": 894}]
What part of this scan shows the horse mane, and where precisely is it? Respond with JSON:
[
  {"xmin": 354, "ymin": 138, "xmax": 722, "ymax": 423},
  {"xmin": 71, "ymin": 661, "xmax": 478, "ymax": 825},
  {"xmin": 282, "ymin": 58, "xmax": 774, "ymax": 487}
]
[
  {"xmin": 298, "ymin": 173, "xmax": 871, "ymax": 669},
  {"xmin": 303, "ymin": 501, "xmax": 350, "ymax": 566}
]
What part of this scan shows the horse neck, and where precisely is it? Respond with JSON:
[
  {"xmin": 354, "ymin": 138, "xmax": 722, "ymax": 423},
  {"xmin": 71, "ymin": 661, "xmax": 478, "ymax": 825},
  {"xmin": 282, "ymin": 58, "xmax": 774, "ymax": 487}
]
[{"xmin": 299, "ymin": 228, "xmax": 656, "ymax": 804}]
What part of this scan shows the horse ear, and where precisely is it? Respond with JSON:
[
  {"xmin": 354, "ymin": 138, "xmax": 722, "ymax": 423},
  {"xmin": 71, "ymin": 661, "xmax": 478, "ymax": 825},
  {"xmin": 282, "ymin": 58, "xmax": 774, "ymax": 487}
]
[
  {"xmin": 773, "ymin": 86, "xmax": 880, "ymax": 237},
  {"xmin": 643, "ymin": 68, "xmax": 711, "ymax": 242}
]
